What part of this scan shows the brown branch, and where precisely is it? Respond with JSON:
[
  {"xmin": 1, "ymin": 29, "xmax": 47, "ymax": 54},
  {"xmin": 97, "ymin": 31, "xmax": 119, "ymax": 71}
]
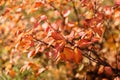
[
  {"xmin": 34, "ymin": 38, "xmax": 54, "ymax": 48},
  {"xmin": 49, "ymin": 3, "xmax": 65, "ymax": 26},
  {"xmin": 33, "ymin": 35, "xmax": 120, "ymax": 76}
]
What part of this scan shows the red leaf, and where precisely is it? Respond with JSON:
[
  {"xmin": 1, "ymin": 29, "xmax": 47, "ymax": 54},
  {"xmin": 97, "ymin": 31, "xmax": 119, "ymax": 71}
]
[
  {"xmin": 78, "ymin": 39, "xmax": 92, "ymax": 48},
  {"xmin": 34, "ymin": 1, "xmax": 43, "ymax": 8},
  {"xmin": 51, "ymin": 31, "xmax": 64, "ymax": 40},
  {"xmin": 91, "ymin": 37, "xmax": 100, "ymax": 42},
  {"xmin": 34, "ymin": 21, "xmax": 39, "ymax": 28},
  {"xmin": 55, "ymin": 40, "xmax": 65, "ymax": 52},
  {"xmin": 93, "ymin": 27, "xmax": 103, "ymax": 37}
]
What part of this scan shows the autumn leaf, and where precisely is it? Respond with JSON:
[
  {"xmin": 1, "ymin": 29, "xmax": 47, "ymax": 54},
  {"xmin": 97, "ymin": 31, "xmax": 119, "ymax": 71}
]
[
  {"xmin": 104, "ymin": 66, "xmax": 113, "ymax": 76},
  {"xmin": 74, "ymin": 48, "xmax": 82, "ymax": 64},
  {"xmin": 98, "ymin": 65, "xmax": 104, "ymax": 74},
  {"xmin": 28, "ymin": 50, "xmax": 36, "ymax": 58},
  {"xmin": 78, "ymin": 39, "xmax": 92, "ymax": 48},
  {"xmin": 60, "ymin": 47, "xmax": 74, "ymax": 61},
  {"xmin": 91, "ymin": 37, "xmax": 100, "ymax": 42},
  {"xmin": 63, "ymin": 9, "xmax": 71, "ymax": 17},
  {"xmin": 93, "ymin": 27, "xmax": 103, "ymax": 37},
  {"xmin": 60, "ymin": 53, "xmax": 66, "ymax": 61},
  {"xmin": 34, "ymin": 1, "xmax": 43, "ymax": 8},
  {"xmin": 51, "ymin": 31, "xmax": 65, "ymax": 40},
  {"xmin": 8, "ymin": 69, "xmax": 16, "ymax": 78},
  {"xmin": 35, "ymin": 68, "xmax": 46, "ymax": 76},
  {"xmin": 114, "ymin": 0, "xmax": 120, "ymax": 5}
]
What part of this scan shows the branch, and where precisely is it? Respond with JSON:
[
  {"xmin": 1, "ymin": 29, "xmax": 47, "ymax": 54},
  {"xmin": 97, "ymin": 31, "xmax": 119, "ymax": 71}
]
[
  {"xmin": 49, "ymin": 3, "xmax": 65, "ymax": 26},
  {"xmin": 34, "ymin": 38, "xmax": 54, "ymax": 48},
  {"xmin": 71, "ymin": 0, "xmax": 80, "ymax": 27},
  {"xmin": 33, "ymin": 35, "xmax": 120, "ymax": 76}
]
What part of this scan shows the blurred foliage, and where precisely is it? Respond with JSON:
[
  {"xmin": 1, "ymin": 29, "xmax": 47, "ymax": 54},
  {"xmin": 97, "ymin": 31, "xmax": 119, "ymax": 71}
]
[{"xmin": 0, "ymin": 0, "xmax": 120, "ymax": 80}]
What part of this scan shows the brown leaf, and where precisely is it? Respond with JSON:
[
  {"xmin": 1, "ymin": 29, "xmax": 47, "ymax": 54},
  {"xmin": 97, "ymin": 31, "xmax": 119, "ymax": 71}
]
[
  {"xmin": 98, "ymin": 65, "xmax": 104, "ymax": 74},
  {"xmin": 104, "ymin": 66, "xmax": 113, "ymax": 76}
]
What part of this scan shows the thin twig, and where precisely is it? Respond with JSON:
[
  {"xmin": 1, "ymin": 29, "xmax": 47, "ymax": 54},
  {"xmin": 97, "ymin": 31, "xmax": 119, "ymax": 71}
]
[
  {"xmin": 71, "ymin": 0, "xmax": 80, "ymax": 27},
  {"xmin": 49, "ymin": 3, "xmax": 65, "ymax": 26}
]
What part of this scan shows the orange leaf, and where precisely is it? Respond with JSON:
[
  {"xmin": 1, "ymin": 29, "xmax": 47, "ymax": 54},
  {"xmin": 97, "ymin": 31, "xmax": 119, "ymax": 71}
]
[
  {"xmin": 63, "ymin": 47, "xmax": 74, "ymax": 61},
  {"xmin": 34, "ymin": 1, "xmax": 42, "ymax": 8},
  {"xmin": 28, "ymin": 50, "xmax": 36, "ymax": 58},
  {"xmin": 51, "ymin": 32, "xmax": 64, "ymax": 40},
  {"xmin": 78, "ymin": 39, "xmax": 92, "ymax": 48},
  {"xmin": 91, "ymin": 37, "xmax": 100, "ymax": 42},
  {"xmin": 60, "ymin": 53, "xmax": 66, "ymax": 61},
  {"xmin": 8, "ymin": 69, "xmax": 15, "ymax": 78},
  {"xmin": 74, "ymin": 48, "xmax": 82, "ymax": 64},
  {"xmin": 93, "ymin": 27, "xmax": 102, "ymax": 37}
]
